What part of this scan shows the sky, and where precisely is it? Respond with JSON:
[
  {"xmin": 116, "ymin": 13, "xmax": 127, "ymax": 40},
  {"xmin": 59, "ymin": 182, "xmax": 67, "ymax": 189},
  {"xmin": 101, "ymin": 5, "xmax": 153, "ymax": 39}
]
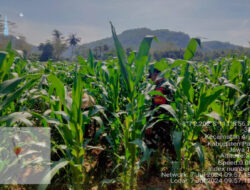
[{"xmin": 0, "ymin": 0, "xmax": 250, "ymax": 47}]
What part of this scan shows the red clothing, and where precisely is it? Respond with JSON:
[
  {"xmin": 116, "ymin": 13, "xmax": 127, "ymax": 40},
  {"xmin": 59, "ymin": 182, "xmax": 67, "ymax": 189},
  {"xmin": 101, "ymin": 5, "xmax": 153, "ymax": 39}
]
[{"xmin": 154, "ymin": 87, "xmax": 166, "ymax": 104}]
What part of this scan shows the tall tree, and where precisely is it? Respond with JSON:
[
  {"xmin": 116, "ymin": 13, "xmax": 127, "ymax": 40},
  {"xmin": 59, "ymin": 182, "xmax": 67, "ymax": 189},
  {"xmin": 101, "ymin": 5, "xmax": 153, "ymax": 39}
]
[
  {"xmin": 52, "ymin": 29, "xmax": 62, "ymax": 40},
  {"xmin": 103, "ymin": 44, "xmax": 109, "ymax": 52},
  {"xmin": 67, "ymin": 34, "xmax": 81, "ymax": 59},
  {"xmin": 52, "ymin": 29, "xmax": 67, "ymax": 60},
  {"xmin": 38, "ymin": 42, "xmax": 54, "ymax": 61}
]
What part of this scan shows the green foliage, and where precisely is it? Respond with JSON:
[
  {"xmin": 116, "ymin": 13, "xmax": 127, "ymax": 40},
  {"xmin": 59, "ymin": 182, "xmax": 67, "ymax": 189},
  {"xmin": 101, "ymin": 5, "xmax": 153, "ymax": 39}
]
[
  {"xmin": 110, "ymin": 22, "xmax": 132, "ymax": 94},
  {"xmin": 0, "ymin": 26, "xmax": 248, "ymax": 190},
  {"xmin": 38, "ymin": 159, "xmax": 69, "ymax": 190},
  {"xmin": 184, "ymin": 38, "xmax": 201, "ymax": 60},
  {"xmin": 38, "ymin": 42, "xmax": 54, "ymax": 61}
]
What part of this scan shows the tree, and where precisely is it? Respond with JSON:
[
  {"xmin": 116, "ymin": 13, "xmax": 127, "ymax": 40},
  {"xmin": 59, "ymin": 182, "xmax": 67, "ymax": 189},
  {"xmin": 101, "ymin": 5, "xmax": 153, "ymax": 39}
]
[
  {"xmin": 38, "ymin": 42, "xmax": 54, "ymax": 61},
  {"xmin": 52, "ymin": 29, "xmax": 62, "ymax": 40},
  {"xmin": 98, "ymin": 45, "xmax": 103, "ymax": 57},
  {"xmin": 93, "ymin": 46, "xmax": 99, "ymax": 58},
  {"xmin": 52, "ymin": 29, "xmax": 67, "ymax": 60},
  {"xmin": 74, "ymin": 45, "xmax": 89, "ymax": 58},
  {"xmin": 67, "ymin": 34, "xmax": 81, "ymax": 59},
  {"xmin": 92, "ymin": 44, "xmax": 109, "ymax": 59},
  {"xmin": 126, "ymin": 47, "xmax": 132, "ymax": 56},
  {"xmin": 14, "ymin": 36, "xmax": 32, "ymax": 57},
  {"xmin": 103, "ymin": 44, "xmax": 109, "ymax": 52}
]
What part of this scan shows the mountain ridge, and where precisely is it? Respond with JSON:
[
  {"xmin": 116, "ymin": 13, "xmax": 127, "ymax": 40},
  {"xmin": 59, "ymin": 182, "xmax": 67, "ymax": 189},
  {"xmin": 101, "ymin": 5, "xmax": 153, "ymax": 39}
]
[{"xmin": 82, "ymin": 27, "xmax": 242, "ymax": 52}]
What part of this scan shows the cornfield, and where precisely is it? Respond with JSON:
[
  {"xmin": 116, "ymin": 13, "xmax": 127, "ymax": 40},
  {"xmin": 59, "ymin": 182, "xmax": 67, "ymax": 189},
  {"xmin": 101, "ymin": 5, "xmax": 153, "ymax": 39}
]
[{"xmin": 0, "ymin": 23, "xmax": 249, "ymax": 190}]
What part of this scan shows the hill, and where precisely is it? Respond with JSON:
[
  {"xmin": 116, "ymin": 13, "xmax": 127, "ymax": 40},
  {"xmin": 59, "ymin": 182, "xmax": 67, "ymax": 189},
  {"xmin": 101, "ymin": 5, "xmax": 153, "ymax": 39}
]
[
  {"xmin": 0, "ymin": 34, "xmax": 34, "ymax": 54},
  {"xmin": 82, "ymin": 28, "xmax": 242, "ymax": 52},
  {"xmin": 84, "ymin": 28, "xmax": 190, "ymax": 50},
  {"xmin": 201, "ymin": 41, "xmax": 242, "ymax": 51}
]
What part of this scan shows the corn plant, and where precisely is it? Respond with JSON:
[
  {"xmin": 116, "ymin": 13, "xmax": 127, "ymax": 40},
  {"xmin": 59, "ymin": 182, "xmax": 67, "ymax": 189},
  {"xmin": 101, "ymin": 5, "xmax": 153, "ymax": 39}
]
[
  {"xmin": 109, "ymin": 22, "xmax": 158, "ymax": 190},
  {"xmin": 0, "ymin": 26, "xmax": 249, "ymax": 190},
  {"xmin": 151, "ymin": 38, "xmax": 249, "ymax": 189}
]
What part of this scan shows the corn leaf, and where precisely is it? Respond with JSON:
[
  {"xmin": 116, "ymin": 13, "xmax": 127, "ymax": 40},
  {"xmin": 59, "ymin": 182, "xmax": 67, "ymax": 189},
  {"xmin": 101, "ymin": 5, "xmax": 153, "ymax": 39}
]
[
  {"xmin": 135, "ymin": 35, "xmax": 155, "ymax": 85},
  {"xmin": 195, "ymin": 142, "xmax": 205, "ymax": 167},
  {"xmin": 38, "ymin": 159, "xmax": 69, "ymax": 190},
  {"xmin": 173, "ymin": 130, "xmax": 182, "ymax": 161},
  {"xmin": 110, "ymin": 22, "xmax": 131, "ymax": 93},
  {"xmin": 0, "ymin": 77, "xmax": 25, "ymax": 96},
  {"xmin": 184, "ymin": 38, "xmax": 201, "ymax": 60}
]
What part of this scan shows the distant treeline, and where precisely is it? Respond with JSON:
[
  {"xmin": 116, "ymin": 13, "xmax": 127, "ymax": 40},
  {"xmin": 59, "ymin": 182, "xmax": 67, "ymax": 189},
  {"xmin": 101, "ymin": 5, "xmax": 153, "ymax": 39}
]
[{"xmin": 152, "ymin": 47, "xmax": 250, "ymax": 61}]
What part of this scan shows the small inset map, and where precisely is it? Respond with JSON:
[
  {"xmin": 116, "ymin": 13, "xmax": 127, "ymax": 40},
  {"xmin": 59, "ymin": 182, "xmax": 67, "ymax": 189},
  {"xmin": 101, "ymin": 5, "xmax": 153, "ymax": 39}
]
[{"xmin": 0, "ymin": 127, "xmax": 50, "ymax": 184}]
